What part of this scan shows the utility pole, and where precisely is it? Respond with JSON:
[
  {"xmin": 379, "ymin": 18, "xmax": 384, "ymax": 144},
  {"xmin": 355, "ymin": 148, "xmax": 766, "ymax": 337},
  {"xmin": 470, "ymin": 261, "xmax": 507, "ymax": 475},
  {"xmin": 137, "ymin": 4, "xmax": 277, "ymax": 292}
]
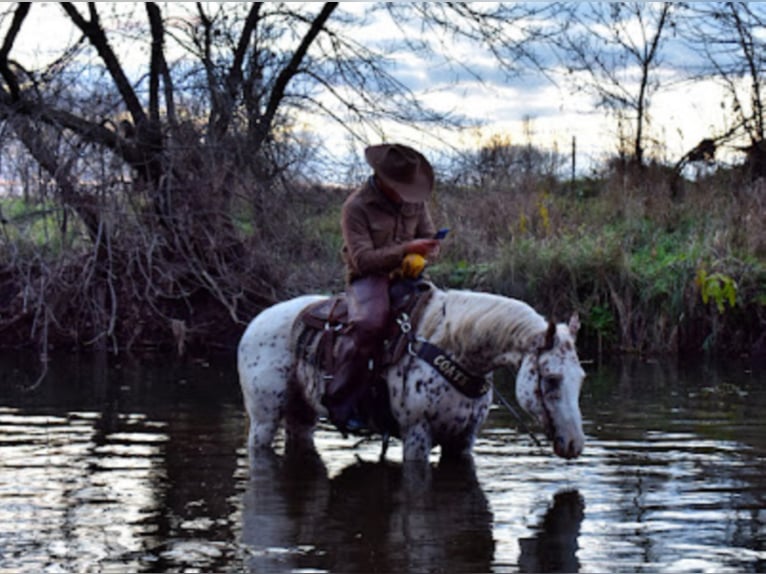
[{"xmin": 571, "ymin": 135, "xmax": 576, "ymax": 194}]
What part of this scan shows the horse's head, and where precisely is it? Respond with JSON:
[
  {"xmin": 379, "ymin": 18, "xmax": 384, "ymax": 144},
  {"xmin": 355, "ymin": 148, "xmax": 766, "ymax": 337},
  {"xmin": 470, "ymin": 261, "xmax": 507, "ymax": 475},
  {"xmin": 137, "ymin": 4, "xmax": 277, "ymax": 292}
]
[{"xmin": 515, "ymin": 314, "xmax": 585, "ymax": 459}]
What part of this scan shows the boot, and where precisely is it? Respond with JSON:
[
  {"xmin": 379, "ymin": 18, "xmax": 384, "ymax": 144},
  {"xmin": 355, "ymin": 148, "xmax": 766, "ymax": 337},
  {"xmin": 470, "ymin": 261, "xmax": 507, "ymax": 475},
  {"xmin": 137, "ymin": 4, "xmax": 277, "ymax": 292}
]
[{"xmin": 322, "ymin": 349, "xmax": 371, "ymax": 435}]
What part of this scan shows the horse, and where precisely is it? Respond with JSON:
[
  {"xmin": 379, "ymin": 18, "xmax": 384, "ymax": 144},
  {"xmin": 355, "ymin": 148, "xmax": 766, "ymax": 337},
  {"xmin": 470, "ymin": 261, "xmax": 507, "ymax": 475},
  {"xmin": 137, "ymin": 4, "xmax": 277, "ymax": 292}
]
[{"xmin": 238, "ymin": 284, "xmax": 586, "ymax": 463}]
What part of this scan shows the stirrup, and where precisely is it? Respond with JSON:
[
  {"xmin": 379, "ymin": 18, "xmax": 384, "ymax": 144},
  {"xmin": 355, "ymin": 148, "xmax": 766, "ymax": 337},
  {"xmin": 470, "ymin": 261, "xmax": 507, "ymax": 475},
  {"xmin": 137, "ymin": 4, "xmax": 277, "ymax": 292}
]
[{"xmin": 345, "ymin": 417, "xmax": 366, "ymax": 433}]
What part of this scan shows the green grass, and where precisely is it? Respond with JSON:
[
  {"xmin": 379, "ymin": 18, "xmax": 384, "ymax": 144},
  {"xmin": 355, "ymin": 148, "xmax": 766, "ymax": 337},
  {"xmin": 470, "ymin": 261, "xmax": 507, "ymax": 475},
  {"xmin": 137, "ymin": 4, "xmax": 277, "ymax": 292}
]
[
  {"xmin": 0, "ymin": 198, "xmax": 75, "ymax": 257},
  {"xmin": 2, "ymin": 164, "xmax": 764, "ymax": 357},
  {"xmin": 427, "ymin": 163, "xmax": 766, "ymax": 357}
]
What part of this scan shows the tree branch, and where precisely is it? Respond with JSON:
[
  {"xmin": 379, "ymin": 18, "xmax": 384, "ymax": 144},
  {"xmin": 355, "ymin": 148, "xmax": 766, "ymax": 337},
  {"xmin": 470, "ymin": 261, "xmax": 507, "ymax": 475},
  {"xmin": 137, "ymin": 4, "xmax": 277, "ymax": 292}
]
[
  {"xmin": 211, "ymin": 3, "xmax": 262, "ymax": 138},
  {"xmin": 146, "ymin": 2, "xmax": 163, "ymax": 123},
  {"xmin": 7, "ymin": 113, "xmax": 100, "ymax": 240},
  {"xmin": 252, "ymin": 2, "xmax": 338, "ymax": 149},
  {"xmin": 0, "ymin": 3, "xmax": 30, "ymax": 100},
  {"xmin": 60, "ymin": 2, "xmax": 147, "ymax": 125}
]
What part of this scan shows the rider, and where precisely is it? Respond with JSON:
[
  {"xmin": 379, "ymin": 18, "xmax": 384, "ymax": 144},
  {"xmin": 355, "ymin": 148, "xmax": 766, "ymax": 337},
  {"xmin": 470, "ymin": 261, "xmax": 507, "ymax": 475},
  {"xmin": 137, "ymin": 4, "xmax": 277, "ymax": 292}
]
[{"xmin": 321, "ymin": 143, "xmax": 441, "ymax": 433}]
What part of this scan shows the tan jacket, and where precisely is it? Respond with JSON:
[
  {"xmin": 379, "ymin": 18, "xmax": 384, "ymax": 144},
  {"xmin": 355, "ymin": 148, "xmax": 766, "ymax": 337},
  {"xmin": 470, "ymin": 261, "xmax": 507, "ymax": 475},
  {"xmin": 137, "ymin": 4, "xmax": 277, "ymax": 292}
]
[{"xmin": 341, "ymin": 178, "xmax": 436, "ymax": 281}]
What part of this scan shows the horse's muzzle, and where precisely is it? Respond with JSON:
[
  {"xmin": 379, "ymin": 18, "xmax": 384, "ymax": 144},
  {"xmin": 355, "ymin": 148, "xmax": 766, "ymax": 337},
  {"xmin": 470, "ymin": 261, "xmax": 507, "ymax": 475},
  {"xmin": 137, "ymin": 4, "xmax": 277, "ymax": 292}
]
[{"xmin": 554, "ymin": 434, "xmax": 583, "ymax": 459}]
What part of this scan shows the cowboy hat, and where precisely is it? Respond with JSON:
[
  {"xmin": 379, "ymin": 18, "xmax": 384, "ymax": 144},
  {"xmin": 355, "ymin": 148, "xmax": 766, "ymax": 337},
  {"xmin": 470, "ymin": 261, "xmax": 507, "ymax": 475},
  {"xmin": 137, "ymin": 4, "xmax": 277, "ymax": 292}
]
[{"xmin": 365, "ymin": 143, "xmax": 434, "ymax": 202}]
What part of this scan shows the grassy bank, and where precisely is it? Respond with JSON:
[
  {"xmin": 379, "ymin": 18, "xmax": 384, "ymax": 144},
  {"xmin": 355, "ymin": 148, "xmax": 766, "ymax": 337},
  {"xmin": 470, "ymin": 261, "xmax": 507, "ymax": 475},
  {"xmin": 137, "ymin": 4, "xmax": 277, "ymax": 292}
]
[
  {"xmin": 427, "ymin": 167, "xmax": 765, "ymax": 358},
  {"xmin": 1, "ymin": 165, "xmax": 764, "ymax": 358}
]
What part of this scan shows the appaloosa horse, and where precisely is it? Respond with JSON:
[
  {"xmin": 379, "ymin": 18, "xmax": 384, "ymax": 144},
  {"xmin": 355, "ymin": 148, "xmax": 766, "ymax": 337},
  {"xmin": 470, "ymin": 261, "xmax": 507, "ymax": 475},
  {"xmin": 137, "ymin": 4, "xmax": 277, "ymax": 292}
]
[{"xmin": 238, "ymin": 284, "xmax": 586, "ymax": 463}]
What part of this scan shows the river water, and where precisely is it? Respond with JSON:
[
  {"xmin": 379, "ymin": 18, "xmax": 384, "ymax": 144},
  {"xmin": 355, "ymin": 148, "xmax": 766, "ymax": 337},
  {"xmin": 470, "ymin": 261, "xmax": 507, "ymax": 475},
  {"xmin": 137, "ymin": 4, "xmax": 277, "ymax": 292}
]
[{"xmin": 1, "ymin": 351, "xmax": 765, "ymax": 573}]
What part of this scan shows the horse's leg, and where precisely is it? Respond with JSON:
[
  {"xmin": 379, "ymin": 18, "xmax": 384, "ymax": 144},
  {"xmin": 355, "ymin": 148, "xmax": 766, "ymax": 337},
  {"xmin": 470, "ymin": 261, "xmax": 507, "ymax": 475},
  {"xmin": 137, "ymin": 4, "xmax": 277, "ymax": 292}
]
[
  {"xmin": 401, "ymin": 421, "xmax": 433, "ymax": 462},
  {"xmin": 239, "ymin": 300, "xmax": 312, "ymax": 455},
  {"xmin": 402, "ymin": 460, "xmax": 433, "ymax": 496},
  {"xmin": 284, "ymin": 374, "xmax": 318, "ymax": 455},
  {"xmin": 238, "ymin": 295, "xmax": 327, "ymax": 462},
  {"xmin": 439, "ymin": 438, "xmax": 476, "ymax": 463},
  {"xmin": 241, "ymin": 369, "xmax": 289, "ymax": 453},
  {"xmin": 439, "ymin": 398, "xmax": 490, "ymax": 462}
]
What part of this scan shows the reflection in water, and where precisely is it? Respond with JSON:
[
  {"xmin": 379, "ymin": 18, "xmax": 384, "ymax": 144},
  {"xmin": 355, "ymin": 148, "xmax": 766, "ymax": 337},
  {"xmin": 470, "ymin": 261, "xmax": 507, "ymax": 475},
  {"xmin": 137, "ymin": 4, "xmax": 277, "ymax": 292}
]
[
  {"xmin": 0, "ymin": 352, "xmax": 244, "ymax": 573},
  {"xmin": 241, "ymin": 453, "xmax": 495, "ymax": 573},
  {"xmin": 240, "ymin": 451, "xmax": 330, "ymax": 572},
  {"xmin": 1, "ymin": 353, "xmax": 766, "ymax": 572},
  {"xmin": 0, "ymin": 407, "xmax": 166, "ymax": 572},
  {"xmin": 518, "ymin": 489, "xmax": 585, "ymax": 573}
]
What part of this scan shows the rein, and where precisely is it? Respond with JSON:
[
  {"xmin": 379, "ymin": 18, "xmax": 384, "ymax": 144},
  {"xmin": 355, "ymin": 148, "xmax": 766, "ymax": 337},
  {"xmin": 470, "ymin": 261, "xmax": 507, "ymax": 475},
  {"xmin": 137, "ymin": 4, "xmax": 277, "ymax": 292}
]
[
  {"xmin": 495, "ymin": 345, "xmax": 551, "ymax": 449},
  {"xmin": 494, "ymin": 382, "xmax": 543, "ymax": 448}
]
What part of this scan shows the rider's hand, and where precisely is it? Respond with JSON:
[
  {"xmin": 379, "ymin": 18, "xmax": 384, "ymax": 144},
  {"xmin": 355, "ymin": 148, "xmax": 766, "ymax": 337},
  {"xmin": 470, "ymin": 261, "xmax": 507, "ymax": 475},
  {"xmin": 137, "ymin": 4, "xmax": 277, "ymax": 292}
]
[{"xmin": 405, "ymin": 238, "xmax": 440, "ymax": 257}]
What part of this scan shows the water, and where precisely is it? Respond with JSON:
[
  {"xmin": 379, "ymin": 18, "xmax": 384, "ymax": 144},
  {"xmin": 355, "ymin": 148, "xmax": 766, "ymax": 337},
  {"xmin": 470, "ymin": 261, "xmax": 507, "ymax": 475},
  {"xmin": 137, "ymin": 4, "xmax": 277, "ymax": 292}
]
[{"xmin": 1, "ymin": 352, "xmax": 765, "ymax": 573}]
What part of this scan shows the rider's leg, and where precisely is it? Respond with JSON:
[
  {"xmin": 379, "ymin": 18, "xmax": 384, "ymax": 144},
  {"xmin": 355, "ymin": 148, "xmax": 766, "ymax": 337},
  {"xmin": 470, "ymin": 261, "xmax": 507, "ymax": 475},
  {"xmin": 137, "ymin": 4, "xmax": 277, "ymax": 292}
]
[{"xmin": 323, "ymin": 275, "xmax": 390, "ymax": 432}]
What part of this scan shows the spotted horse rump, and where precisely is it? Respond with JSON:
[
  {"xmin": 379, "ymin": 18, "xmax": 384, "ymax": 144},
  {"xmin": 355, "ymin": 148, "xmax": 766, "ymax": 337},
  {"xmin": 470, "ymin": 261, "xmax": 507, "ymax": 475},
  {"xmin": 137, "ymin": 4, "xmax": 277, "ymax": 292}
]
[{"xmin": 238, "ymin": 283, "xmax": 586, "ymax": 464}]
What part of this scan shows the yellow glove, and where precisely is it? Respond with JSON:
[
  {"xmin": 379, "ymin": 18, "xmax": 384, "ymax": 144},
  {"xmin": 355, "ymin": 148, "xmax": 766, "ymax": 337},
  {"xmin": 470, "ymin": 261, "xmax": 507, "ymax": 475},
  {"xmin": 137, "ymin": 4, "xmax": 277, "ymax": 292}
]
[{"xmin": 401, "ymin": 253, "xmax": 426, "ymax": 279}]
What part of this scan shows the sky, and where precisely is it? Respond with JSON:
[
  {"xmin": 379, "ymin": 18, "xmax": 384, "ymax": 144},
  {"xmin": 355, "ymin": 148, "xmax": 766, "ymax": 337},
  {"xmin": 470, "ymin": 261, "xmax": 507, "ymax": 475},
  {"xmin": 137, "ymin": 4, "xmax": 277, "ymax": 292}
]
[
  {"xmin": 287, "ymin": 2, "xmax": 742, "ymax": 182},
  {"xmin": 314, "ymin": 3, "xmax": 736, "ymax": 175},
  {"xmin": 3, "ymin": 2, "xmax": 746, "ymax": 180}
]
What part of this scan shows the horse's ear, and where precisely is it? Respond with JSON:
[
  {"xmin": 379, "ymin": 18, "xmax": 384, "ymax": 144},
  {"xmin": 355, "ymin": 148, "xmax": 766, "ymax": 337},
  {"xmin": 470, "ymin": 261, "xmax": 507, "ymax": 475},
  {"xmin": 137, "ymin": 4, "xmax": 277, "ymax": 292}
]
[
  {"xmin": 568, "ymin": 312, "xmax": 580, "ymax": 339},
  {"xmin": 543, "ymin": 320, "xmax": 556, "ymax": 350},
  {"xmin": 531, "ymin": 321, "xmax": 557, "ymax": 352}
]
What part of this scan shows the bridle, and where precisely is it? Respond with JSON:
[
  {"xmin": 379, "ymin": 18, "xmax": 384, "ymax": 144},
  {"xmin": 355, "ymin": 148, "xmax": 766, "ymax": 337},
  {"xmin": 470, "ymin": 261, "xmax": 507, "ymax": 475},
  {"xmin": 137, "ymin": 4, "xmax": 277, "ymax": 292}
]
[
  {"xmin": 535, "ymin": 345, "xmax": 558, "ymax": 442},
  {"xmin": 495, "ymin": 341, "xmax": 557, "ymax": 448},
  {"xmin": 534, "ymin": 319, "xmax": 561, "ymax": 441},
  {"xmin": 498, "ymin": 321, "xmax": 560, "ymax": 446}
]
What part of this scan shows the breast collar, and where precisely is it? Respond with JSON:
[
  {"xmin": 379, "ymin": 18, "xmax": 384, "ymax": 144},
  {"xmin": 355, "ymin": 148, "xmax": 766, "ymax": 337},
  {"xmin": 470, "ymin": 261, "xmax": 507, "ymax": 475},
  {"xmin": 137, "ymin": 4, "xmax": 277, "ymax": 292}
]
[{"xmin": 396, "ymin": 312, "xmax": 491, "ymax": 399}]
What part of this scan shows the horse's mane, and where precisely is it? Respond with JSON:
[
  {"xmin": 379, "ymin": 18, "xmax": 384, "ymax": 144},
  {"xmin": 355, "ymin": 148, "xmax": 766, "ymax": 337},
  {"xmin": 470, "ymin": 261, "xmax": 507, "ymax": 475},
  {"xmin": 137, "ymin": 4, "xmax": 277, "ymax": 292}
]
[{"xmin": 420, "ymin": 289, "xmax": 548, "ymax": 356}]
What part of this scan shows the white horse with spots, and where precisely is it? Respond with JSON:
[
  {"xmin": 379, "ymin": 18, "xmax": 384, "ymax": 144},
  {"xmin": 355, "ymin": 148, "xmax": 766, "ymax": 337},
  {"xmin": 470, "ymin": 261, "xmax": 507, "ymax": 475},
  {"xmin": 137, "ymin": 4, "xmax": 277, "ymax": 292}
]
[{"xmin": 238, "ymin": 287, "xmax": 586, "ymax": 463}]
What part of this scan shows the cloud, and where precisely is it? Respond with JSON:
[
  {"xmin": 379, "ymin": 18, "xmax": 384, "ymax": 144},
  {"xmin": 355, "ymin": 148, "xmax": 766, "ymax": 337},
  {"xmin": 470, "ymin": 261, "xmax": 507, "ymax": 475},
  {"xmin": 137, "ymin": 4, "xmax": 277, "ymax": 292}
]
[{"xmin": 5, "ymin": 2, "xmax": 747, "ymax": 177}]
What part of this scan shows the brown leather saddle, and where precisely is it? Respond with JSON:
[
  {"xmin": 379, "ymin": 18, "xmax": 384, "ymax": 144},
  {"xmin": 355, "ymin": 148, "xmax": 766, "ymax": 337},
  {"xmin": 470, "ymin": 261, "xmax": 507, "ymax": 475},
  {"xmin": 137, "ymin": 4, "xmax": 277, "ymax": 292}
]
[
  {"xmin": 295, "ymin": 279, "xmax": 435, "ymax": 437},
  {"xmin": 298, "ymin": 279, "xmax": 434, "ymax": 373}
]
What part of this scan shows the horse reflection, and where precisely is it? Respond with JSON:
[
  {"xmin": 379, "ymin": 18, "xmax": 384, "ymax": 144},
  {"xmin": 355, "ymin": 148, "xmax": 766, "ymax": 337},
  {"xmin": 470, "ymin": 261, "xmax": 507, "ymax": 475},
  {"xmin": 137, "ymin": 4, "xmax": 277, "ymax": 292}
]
[
  {"xmin": 241, "ymin": 453, "xmax": 494, "ymax": 573},
  {"xmin": 518, "ymin": 489, "xmax": 585, "ymax": 573}
]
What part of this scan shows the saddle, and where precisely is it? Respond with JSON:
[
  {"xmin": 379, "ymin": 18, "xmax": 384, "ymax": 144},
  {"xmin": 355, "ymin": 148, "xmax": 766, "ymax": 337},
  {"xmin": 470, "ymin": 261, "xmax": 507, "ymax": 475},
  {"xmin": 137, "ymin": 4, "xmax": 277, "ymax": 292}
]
[
  {"xmin": 299, "ymin": 279, "xmax": 434, "ymax": 367},
  {"xmin": 296, "ymin": 279, "xmax": 435, "ymax": 436}
]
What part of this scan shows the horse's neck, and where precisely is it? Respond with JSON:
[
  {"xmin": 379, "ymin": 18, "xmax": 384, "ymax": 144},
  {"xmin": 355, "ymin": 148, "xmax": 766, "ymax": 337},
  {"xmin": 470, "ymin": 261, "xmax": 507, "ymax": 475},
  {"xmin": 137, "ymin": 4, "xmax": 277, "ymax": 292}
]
[{"xmin": 418, "ymin": 290, "xmax": 546, "ymax": 372}]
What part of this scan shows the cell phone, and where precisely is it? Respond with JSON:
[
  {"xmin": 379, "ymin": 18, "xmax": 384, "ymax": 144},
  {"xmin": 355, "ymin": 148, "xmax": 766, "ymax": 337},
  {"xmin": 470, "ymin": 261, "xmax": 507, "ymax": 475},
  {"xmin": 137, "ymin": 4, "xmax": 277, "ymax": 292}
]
[{"xmin": 434, "ymin": 228, "xmax": 450, "ymax": 240}]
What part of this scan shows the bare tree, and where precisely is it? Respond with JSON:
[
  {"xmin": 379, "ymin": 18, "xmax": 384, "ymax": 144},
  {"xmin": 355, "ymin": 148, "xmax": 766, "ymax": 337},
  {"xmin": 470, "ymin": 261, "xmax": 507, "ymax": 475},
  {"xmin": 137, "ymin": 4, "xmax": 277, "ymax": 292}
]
[
  {"xmin": 0, "ymin": 2, "xmax": 563, "ymax": 352},
  {"xmin": 681, "ymin": 2, "xmax": 766, "ymax": 180},
  {"xmin": 558, "ymin": 2, "xmax": 676, "ymax": 167},
  {"xmin": 450, "ymin": 131, "xmax": 564, "ymax": 191}
]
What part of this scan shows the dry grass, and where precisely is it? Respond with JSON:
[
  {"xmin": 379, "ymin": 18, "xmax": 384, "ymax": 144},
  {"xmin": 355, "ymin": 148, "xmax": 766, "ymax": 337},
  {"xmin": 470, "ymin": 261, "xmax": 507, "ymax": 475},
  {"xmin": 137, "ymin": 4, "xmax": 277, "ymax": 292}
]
[
  {"xmin": 1, "ymin": 163, "xmax": 764, "ymax": 357},
  {"xmin": 427, "ymin": 165, "xmax": 765, "ymax": 357}
]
